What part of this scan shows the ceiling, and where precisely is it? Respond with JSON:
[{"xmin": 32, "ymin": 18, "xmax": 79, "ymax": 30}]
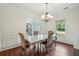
[{"xmin": 9, "ymin": 3, "xmax": 79, "ymax": 15}]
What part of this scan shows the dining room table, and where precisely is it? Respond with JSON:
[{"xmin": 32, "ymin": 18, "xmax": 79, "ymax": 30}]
[
  {"xmin": 24, "ymin": 34, "xmax": 56, "ymax": 55},
  {"xmin": 24, "ymin": 34, "xmax": 48, "ymax": 55}
]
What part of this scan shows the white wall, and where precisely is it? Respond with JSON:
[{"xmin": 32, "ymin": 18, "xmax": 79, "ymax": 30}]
[
  {"xmin": 0, "ymin": 4, "xmax": 2, "ymax": 34},
  {"xmin": 0, "ymin": 4, "xmax": 2, "ymax": 50},
  {"xmin": 2, "ymin": 4, "xmax": 39, "ymax": 35},
  {"xmin": 0, "ymin": 4, "xmax": 40, "ymax": 50},
  {"xmin": 47, "ymin": 6, "xmax": 79, "ymax": 49}
]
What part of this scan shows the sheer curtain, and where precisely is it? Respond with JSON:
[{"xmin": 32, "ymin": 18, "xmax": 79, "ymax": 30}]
[{"xmin": 26, "ymin": 18, "xmax": 47, "ymax": 40}]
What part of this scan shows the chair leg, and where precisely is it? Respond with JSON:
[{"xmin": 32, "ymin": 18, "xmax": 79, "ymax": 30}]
[
  {"xmin": 37, "ymin": 43, "xmax": 39, "ymax": 55},
  {"xmin": 20, "ymin": 48, "xmax": 26, "ymax": 55},
  {"xmin": 33, "ymin": 44, "xmax": 36, "ymax": 56},
  {"xmin": 50, "ymin": 44, "xmax": 52, "ymax": 51},
  {"xmin": 40, "ymin": 44, "xmax": 44, "ymax": 56},
  {"xmin": 23, "ymin": 48, "xmax": 27, "ymax": 56},
  {"xmin": 45, "ymin": 45, "xmax": 48, "ymax": 54},
  {"xmin": 43, "ymin": 46, "xmax": 46, "ymax": 55},
  {"xmin": 39, "ymin": 43, "xmax": 41, "ymax": 55},
  {"xmin": 29, "ymin": 47, "xmax": 31, "ymax": 56}
]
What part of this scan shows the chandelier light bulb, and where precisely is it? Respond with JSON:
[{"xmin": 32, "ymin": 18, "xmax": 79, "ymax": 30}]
[
  {"xmin": 47, "ymin": 14, "xmax": 53, "ymax": 18},
  {"xmin": 41, "ymin": 15, "xmax": 45, "ymax": 19}
]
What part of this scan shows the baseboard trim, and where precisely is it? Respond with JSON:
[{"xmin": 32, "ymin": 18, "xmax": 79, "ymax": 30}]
[{"xmin": 54, "ymin": 40, "xmax": 74, "ymax": 47}]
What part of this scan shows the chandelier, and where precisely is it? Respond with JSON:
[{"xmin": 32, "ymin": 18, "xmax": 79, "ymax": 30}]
[{"xmin": 41, "ymin": 3, "xmax": 53, "ymax": 22}]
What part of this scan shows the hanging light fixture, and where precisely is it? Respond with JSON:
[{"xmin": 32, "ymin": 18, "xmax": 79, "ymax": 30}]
[{"xmin": 41, "ymin": 3, "xmax": 53, "ymax": 22}]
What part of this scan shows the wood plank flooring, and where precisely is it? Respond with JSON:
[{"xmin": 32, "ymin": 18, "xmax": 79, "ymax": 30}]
[{"xmin": 0, "ymin": 41, "xmax": 74, "ymax": 56}]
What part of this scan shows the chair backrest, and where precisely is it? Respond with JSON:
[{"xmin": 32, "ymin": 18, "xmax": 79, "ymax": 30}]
[
  {"xmin": 48, "ymin": 31, "xmax": 54, "ymax": 39},
  {"xmin": 47, "ymin": 31, "xmax": 54, "ymax": 46},
  {"xmin": 18, "ymin": 33, "xmax": 25, "ymax": 44},
  {"xmin": 18, "ymin": 32, "xmax": 30, "ymax": 46}
]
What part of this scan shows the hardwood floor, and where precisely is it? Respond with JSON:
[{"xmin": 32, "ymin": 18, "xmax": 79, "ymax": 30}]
[
  {"xmin": 74, "ymin": 49, "xmax": 79, "ymax": 56},
  {"xmin": 47, "ymin": 41, "xmax": 74, "ymax": 56},
  {"xmin": 0, "ymin": 41, "xmax": 74, "ymax": 56}
]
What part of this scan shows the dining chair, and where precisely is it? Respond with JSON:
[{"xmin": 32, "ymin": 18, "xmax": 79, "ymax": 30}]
[
  {"xmin": 40, "ymin": 31, "xmax": 54, "ymax": 55},
  {"xmin": 18, "ymin": 32, "xmax": 31, "ymax": 56}
]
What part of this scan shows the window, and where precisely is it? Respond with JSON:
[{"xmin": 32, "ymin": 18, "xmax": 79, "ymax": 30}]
[
  {"xmin": 56, "ymin": 19, "xmax": 65, "ymax": 35},
  {"xmin": 26, "ymin": 18, "xmax": 32, "ymax": 36},
  {"xmin": 26, "ymin": 23, "xmax": 32, "ymax": 36},
  {"xmin": 26, "ymin": 18, "xmax": 42, "ymax": 36}
]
